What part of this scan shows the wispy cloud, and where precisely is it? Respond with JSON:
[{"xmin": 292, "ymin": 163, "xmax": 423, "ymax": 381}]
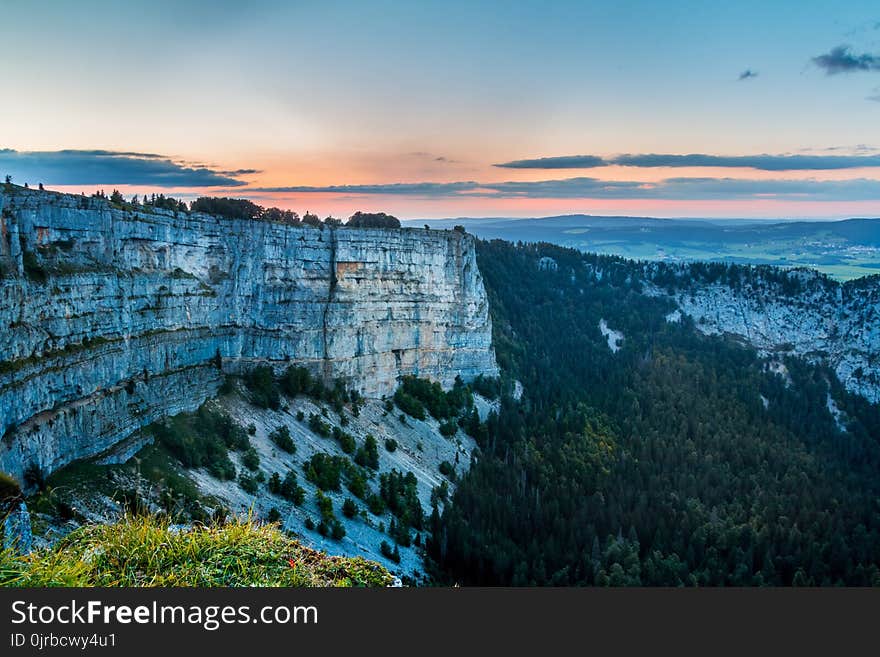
[
  {"xmin": 645, "ymin": 177, "xmax": 880, "ymax": 201},
  {"xmin": 806, "ymin": 144, "xmax": 880, "ymax": 154},
  {"xmin": 613, "ymin": 153, "xmax": 880, "ymax": 170},
  {"xmin": 407, "ymin": 151, "xmax": 459, "ymax": 164},
  {"xmin": 0, "ymin": 149, "xmax": 251, "ymax": 187},
  {"xmin": 253, "ymin": 182, "xmax": 482, "ymax": 197},
  {"xmin": 494, "ymin": 152, "xmax": 880, "ymax": 171},
  {"xmin": 811, "ymin": 45, "xmax": 880, "ymax": 74},
  {"xmin": 738, "ymin": 69, "xmax": 758, "ymax": 81},
  {"xmin": 249, "ymin": 176, "xmax": 880, "ymax": 202},
  {"xmin": 219, "ymin": 168, "xmax": 261, "ymax": 176}
]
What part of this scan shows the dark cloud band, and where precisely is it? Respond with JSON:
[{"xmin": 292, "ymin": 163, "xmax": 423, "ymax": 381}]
[
  {"xmin": 0, "ymin": 149, "xmax": 250, "ymax": 187},
  {"xmin": 493, "ymin": 155, "xmax": 606, "ymax": 169},
  {"xmin": 494, "ymin": 153, "xmax": 880, "ymax": 171}
]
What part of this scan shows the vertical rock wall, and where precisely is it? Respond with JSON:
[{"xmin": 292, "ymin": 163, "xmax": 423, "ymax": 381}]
[{"xmin": 0, "ymin": 188, "xmax": 497, "ymax": 482}]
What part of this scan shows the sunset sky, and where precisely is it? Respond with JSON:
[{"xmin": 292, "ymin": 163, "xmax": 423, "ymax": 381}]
[{"xmin": 3, "ymin": 0, "xmax": 880, "ymax": 218}]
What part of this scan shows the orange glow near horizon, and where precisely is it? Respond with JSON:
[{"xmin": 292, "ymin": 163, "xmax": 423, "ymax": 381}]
[
  {"xmin": 39, "ymin": 148, "xmax": 880, "ymax": 221},
  {"xmin": 50, "ymin": 183, "xmax": 880, "ymax": 220}
]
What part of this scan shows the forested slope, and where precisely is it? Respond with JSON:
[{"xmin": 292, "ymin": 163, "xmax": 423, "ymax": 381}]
[{"xmin": 429, "ymin": 240, "xmax": 880, "ymax": 586}]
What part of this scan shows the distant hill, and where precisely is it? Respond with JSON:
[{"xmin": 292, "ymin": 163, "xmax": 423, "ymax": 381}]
[{"xmin": 407, "ymin": 215, "xmax": 880, "ymax": 280}]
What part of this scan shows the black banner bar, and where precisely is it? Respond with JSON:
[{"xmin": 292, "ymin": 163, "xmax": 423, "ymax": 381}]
[{"xmin": 1, "ymin": 588, "xmax": 877, "ymax": 655}]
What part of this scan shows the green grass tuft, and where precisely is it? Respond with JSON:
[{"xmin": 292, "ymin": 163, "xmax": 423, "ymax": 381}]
[{"xmin": 0, "ymin": 515, "xmax": 392, "ymax": 587}]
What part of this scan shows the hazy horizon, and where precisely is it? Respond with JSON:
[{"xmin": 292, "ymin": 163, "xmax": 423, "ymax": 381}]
[{"xmin": 405, "ymin": 214, "xmax": 878, "ymax": 223}]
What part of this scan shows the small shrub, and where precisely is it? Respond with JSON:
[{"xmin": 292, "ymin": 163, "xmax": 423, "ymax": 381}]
[
  {"xmin": 332, "ymin": 426, "xmax": 356, "ymax": 454},
  {"xmin": 316, "ymin": 491, "xmax": 334, "ymax": 521},
  {"xmin": 439, "ymin": 421, "xmax": 458, "ymax": 437},
  {"xmin": 342, "ymin": 498, "xmax": 358, "ymax": 518},
  {"xmin": 431, "ymin": 481, "xmax": 450, "ymax": 506},
  {"xmin": 471, "ymin": 374, "xmax": 501, "ymax": 400},
  {"xmin": 379, "ymin": 470, "xmax": 423, "ymax": 530},
  {"xmin": 384, "ymin": 439, "xmax": 398, "ymax": 453},
  {"xmin": 245, "ymin": 366, "xmax": 280, "ymax": 410},
  {"xmin": 266, "ymin": 507, "xmax": 281, "ymax": 523},
  {"xmin": 308, "ymin": 413, "xmax": 331, "ymax": 437},
  {"xmin": 303, "ymin": 453, "xmax": 345, "ymax": 491},
  {"xmin": 206, "ymin": 458, "xmax": 234, "ymax": 480},
  {"xmin": 238, "ymin": 473, "xmax": 259, "ymax": 494},
  {"xmin": 380, "ymin": 540, "xmax": 401, "ymax": 563},
  {"xmin": 280, "ymin": 471, "xmax": 306, "ymax": 505},
  {"xmin": 346, "ymin": 211, "xmax": 401, "ymax": 229},
  {"xmin": 268, "ymin": 472, "xmax": 282, "ymax": 495},
  {"xmin": 367, "ymin": 493, "xmax": 386, "ymax": 515},
  {"xmin": 152, "ymin": 405, "xmax": 245, "ymax": 480},
  {"xmin": 346, "ymin": 470, "xmax": 368, "ymax": 500},
  {"xmin": 389, "ymin": 519, "xmax": 411, "ymax": 547},
  {"xmin": 354, "ymin": 434, "xmax": 379, "ymax": 470},
  {"xmin": 269, "ymin": 425, "xmax": 296, "ymax": 453},
  {"xmin": 280, "ymin": 365, "xmax": 313, "ymax": 397},
  {"xmin": 394, "ymin": 390, "xmax": 426, "ymax": 420},
  {"xmin": 241, "ymin": 447, "xmax": 260, "ymax": 471},
  {"xmin": 395, "ymin": 375, "xmax": 466, "ymax": 419}
]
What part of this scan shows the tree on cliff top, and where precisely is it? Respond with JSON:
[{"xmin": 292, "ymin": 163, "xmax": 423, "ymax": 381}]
[
  {"xmin": 302, "ymin": 212, "xmax": 322, "ymax": 228},
  {"xmin": 346, "ymin": 211, "xmax": 401, "ymax": 229},
  {"xmin": 190, "ymin": 196, "xmax": 263, "ymax": 221}
]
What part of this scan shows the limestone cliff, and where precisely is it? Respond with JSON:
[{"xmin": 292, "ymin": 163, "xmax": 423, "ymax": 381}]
[
  {"xmin": 641, "ymin": 263, "xmax": 880, "ymax": 404},
  {"xmin": 0, "ymin": 187, "xmax": 497, "ymax": 482}
]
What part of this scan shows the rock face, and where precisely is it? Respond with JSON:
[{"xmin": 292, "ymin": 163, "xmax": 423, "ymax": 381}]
[
  {"xmin": 0, "ymin": 188, "xmax": 497, "ymax": 483},
  {"xmin": 643, "ymin": 264, "xmax": 880, "ymax": 403},
  {"xmin": 3, "ymin": 501, "xmax": 33, "ymax": 555}
]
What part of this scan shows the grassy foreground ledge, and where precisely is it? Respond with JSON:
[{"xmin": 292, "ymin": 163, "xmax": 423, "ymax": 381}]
[{"xmin": 0, "ymin": 515, "xmax": 393, "ymax": 587}]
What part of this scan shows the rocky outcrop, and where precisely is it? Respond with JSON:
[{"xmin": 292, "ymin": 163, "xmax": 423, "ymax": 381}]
[
  {"xmin": 643, "ymin": 264, "xmax": 880, "ymax": 403},
  {"xmin": 3, "ymin": 501, "xmax": 33, "ymax": 555},
  {"xmin": 0, "ymin": 187, "xmax": 497, "ymax": 483}
]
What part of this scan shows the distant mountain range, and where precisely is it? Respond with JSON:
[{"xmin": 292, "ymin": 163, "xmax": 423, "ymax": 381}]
[{"xmin": 407, "ymin": 215, "xmax": 880, "ymax": 280}]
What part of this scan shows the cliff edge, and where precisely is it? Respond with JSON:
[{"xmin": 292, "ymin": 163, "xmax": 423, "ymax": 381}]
[{"xmin": 0, "ymin": 187, "xmax": 497, "ymax": 482}]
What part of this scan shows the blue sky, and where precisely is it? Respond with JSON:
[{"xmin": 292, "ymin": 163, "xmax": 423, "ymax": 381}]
[{"xmin": 2, "ymin": 0, "xmax": 880, "ymax": 217}]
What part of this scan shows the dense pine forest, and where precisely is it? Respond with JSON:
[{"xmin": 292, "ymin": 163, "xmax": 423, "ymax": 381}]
[{"xmin": 428, "ymin": 240, "xmax": 880, "ymax": 586}]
